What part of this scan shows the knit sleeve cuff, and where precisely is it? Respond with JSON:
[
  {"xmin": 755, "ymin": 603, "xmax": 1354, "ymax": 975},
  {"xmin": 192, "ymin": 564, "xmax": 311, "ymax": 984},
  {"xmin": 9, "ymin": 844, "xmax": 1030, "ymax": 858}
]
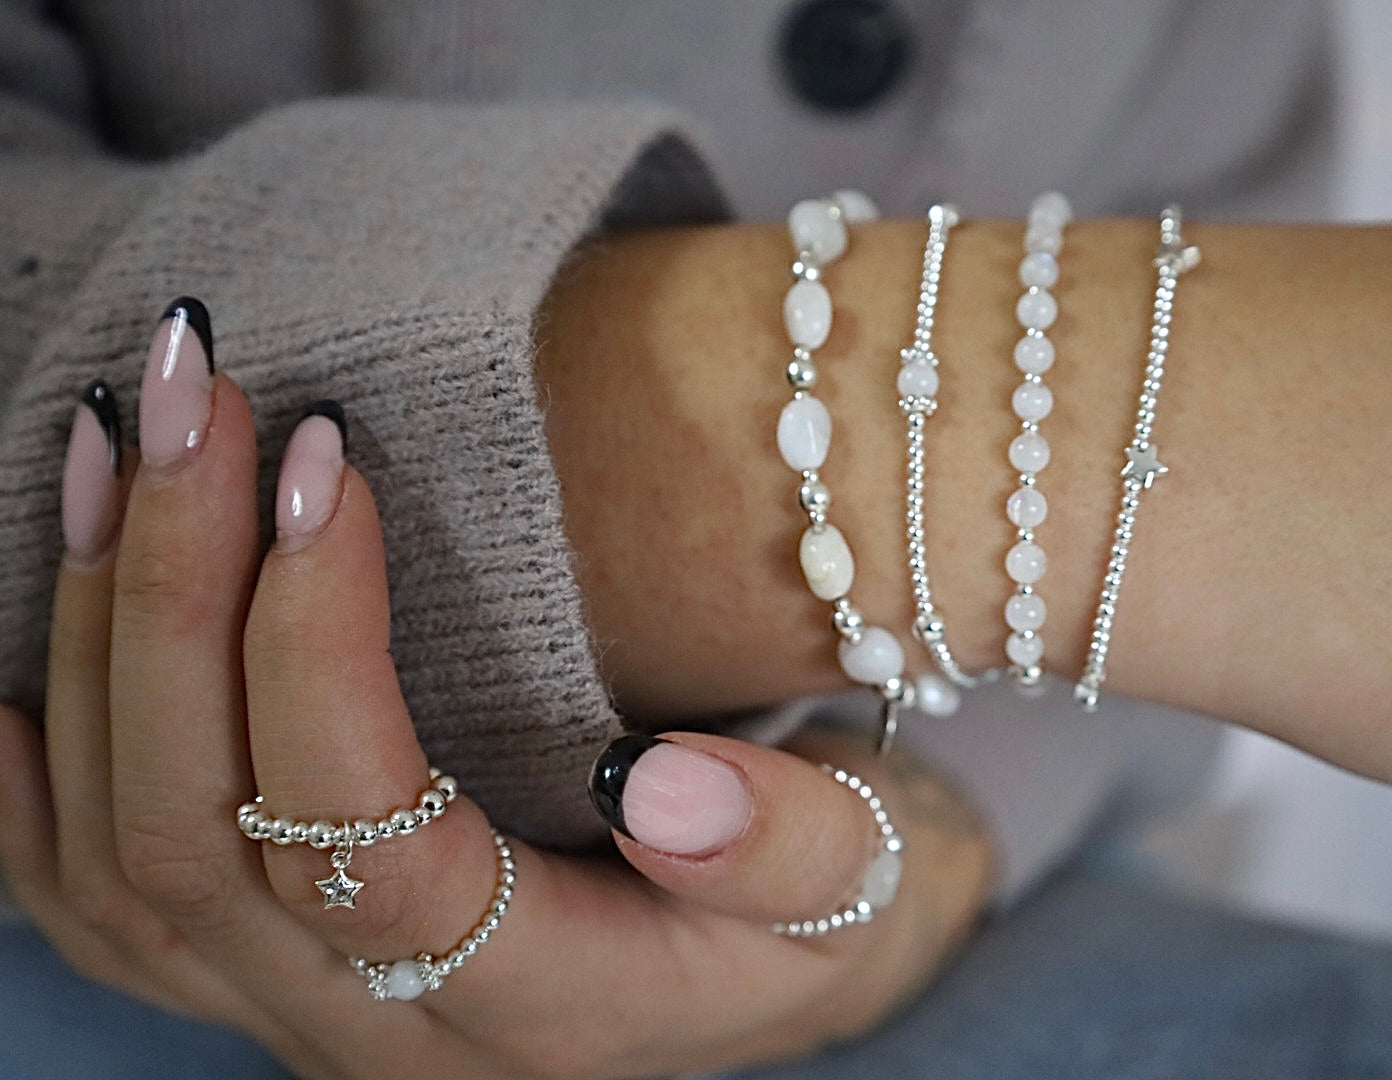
[{"xmin": 0, "ymin": 98, "xmax": 728, "ymax": 848}]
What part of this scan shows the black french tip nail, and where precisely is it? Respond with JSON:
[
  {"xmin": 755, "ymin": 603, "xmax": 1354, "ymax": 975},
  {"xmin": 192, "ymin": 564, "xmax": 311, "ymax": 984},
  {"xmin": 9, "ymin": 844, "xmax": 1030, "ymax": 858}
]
[
  {"xmin": 300, "ymin": 399, "xmax": 348, "ymax": 453},
  {"xmin": 588, "ymin": 734, "xmax": 665, "ymax": 839},
  {"xmin": 79, "ymin": 378, "xmax": 122, "ymax": 474},
  {"xmin": 159, "ymin": 296, "xmax": 214, "ymax": 373}
]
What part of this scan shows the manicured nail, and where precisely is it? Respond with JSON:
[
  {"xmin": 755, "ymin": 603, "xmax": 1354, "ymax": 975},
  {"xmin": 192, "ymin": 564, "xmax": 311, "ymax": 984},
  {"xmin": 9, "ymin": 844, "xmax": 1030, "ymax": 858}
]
[
  {"xmin": 138, "ymin": 297, "xmax": 214, "ymax": 470},
  {"xmin": 61, "ymin": 379, "xmax": 122, "ymax": 560},
  {"xmin": 275, "ymin": 401, "xmax": 347, "ymax": 549},
  {"xmin": 589, "ymin": 735, "xmax": 753, "ymax": 856}
]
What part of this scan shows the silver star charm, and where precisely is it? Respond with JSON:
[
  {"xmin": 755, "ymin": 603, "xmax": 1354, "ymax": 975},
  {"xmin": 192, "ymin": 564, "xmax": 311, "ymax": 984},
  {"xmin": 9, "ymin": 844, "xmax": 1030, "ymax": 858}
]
[
  {"xmin": 1122, "ymin": 444, "xmax": 1168, "ymax": 489},
  {"xmin": 315, "ymin": 867, "xmax": 364, "ymax": 909}
]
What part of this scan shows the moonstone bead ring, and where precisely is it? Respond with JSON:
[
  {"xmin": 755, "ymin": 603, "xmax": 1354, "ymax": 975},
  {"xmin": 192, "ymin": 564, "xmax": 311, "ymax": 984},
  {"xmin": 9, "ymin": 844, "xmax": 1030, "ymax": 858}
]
[{"xmin": 773, "ymin": 766, "xmax": 904, "ymax": 937}]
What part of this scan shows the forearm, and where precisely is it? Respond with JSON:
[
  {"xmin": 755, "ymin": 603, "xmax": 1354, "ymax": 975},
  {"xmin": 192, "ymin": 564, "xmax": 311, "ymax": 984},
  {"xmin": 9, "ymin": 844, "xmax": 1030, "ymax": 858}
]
[{"xmin": 537, "ymin": 218, "xmax": 1392, "ymax": 777}]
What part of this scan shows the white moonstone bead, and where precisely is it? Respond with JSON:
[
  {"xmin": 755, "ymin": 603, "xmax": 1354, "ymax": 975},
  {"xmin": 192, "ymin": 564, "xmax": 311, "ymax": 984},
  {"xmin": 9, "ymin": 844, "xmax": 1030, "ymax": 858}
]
[
  {"xmin": 1019, "ymin": 251, "xmax": 1059, "ymax": 289},
  {"xmin": 1006, "ymin": 486, "xmax": 1049, "ymax": 528},
  {"xmin": 1008, "ymin": 432, "xmax": 1051, "ymax": 474},
  {"xmin": 788, "ymin": 199, "xmax": 848, "ymax": 264},
  {"xmin": 837, "ymin": 627, "xmax": 904, "ymax": 685},
  {"xmin": 385, "ymin": 960, "xmax": 427, "ymax": 1001},
  {"xmin": 1016, "ymin": 288, "xmax": 1058, "ymax": 331},
  {"xmin": 859, "ymin": 848, "xmax": 903, "ymax": 908},
  {"xmin": 833, "ymin": 189, "xmax": 880, "ymax": 223},
  {"xmin": 914, "ymin": 673, "xmax": 962, "ymax": 717},
  {"xmin": 1006, "ymin": 631, "xmax": 1045, "ymax": 667},
  {"xmin": 777, "ymin": 395, "xmax": 832, "ymax": 471},
  {"xmin": 1012, "ymin": 381, "xmax": 1054, "ymax": 422},
  {"xmin": 1005, "ymin": 592, "xmax": 1047, "ymax": 632},
  {"xmin": 897, "ymin": 360, "xmax": 940, "ymax": 399},
  {"xmin": 1029, "ymin": 191, "xmax": 1074, "ymax": 228},
  {"xmin": 1006, "ymin": 541, "xmax": 1048, "ymax": 584},
  {"xmin": 1024, "ymin": 225, "xmax": 1063, "ymax": 256},
  {"xmin": 1014, "ymin": 334, "xmax": 1055, "ymax": 375},
  {"xmin": 799, "ymin": 524, "xmax": 855, "ymax": 601},
  {"xmin": 784, "ymin": 280, "xmax": 833, "ymax": 349}
]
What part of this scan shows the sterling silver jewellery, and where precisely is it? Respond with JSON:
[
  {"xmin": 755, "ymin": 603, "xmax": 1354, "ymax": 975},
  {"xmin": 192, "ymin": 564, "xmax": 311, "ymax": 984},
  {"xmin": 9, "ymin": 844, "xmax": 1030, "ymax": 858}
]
[
  {"xmin": 900, "ymin": 204, "xmax": 996, "ymax": 716},
  {"xmin": 1074, "ymin": 205, "xmax": 1200, "ymax": 711},
  {"xmin": 773, "ymin": 766, "xmax": 903, "ymax": 937},
  {"xmin": 1002, "ymin": 192, "xmax": 1073, "ymax": 686},
  {"xmin": 351, "ymin": 829, "xmax": 516, "ymax": 1001},
  {"xmin": 777, "ymin": 193, "xmax": 917, "ymax": 754},
  {"xmin": 236, "ymin": 768, "xmax": 460, "ymax": 910}
]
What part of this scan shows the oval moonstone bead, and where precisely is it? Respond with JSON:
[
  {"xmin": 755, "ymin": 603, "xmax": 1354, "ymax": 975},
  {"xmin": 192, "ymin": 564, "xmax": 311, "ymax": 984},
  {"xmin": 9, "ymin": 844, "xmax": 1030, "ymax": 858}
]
[
  {"xmin": 833, "ymin": 188, "xmax": 880, "ymax": 224},
  {"xmin": 788, "ymin": 198, "xmax": 848, "ymax": 264},
  {"xmin": 799, "ymin": 524, "xmax": 855, "ymax": 601},
  {"xmin": 859, "ymin": 847, "xmax": 903, "ymax": 908},
  {"xmin": 784, "ymin": 279, "xmax": 833, "ymax": 349},
  {"xmin": 837, "ymin": 626, "xmax": 904, "ymax": 685},
  {"xmin": 1019, "ymin": 251, "xmax": 1059, "ymax": 289},
  {"xmin": 777, "ymin": 395, "xmax": 832, "ymax": 471}
]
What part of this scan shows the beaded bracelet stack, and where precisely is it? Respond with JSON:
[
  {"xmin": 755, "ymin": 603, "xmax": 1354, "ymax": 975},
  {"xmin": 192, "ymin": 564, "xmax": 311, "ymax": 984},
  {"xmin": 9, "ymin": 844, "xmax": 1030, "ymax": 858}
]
[{"xmin": 773, "ymin": 194, "xmax": 1198, "ymax": 744}]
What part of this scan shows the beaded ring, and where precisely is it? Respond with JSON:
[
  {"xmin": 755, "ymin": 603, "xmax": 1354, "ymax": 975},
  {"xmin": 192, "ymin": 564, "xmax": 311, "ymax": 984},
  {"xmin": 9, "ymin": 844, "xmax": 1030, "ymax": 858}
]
[{"xmin": 236, "ymin": 768, "xmax": 459, "ymax": 910}]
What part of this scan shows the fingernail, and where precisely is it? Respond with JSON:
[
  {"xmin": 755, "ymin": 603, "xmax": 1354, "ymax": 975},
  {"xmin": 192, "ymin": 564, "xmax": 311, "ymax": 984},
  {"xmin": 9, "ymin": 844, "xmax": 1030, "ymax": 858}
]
[
  {"xmin": 138, "ymin": 297, "xmax": 214, "ymax": 470},
  {"xmin": 275, "ymin": 400, "xmax": 347, "ymax": 549},
  {"xmin": 61, "ymin": 379, "xmax": 122, "ymax": 560},
  {"xmin": 589, "ymin": 735, "xmax": 753, "ymax": 856}
]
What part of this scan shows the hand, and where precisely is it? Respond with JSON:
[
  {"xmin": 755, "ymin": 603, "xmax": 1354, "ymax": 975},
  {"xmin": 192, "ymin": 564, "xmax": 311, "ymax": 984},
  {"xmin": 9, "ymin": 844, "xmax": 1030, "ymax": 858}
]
[{"xmin": 0, "ymin": 299, "xmax": 992, "ymax": 1079}]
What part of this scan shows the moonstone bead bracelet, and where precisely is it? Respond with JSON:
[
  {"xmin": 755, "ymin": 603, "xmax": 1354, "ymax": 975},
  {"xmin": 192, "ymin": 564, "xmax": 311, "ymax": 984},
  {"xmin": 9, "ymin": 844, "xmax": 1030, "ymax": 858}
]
[
  {"xmin": 776, "ymin": 191, "xmax": 915, "ymax": 752},
  {"xmin": 1002, "ymin": 192, "xmax": 1073, "ymax": 685},
  {"xmin": 898, "ymin": 204, "xmax": 995, "ymax": 716},
  {"xmin": 1074, "ymin": 205, "xmax": 1200, "ymax": 711}
]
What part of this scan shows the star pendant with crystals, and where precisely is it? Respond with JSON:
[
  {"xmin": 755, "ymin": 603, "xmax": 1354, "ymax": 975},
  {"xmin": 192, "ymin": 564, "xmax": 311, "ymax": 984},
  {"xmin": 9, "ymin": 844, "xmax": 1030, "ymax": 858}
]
[
  {"xmin": 1122, "ymin": 444, "xmax": 1168, "ymax": 489},
  {"xmin": 315, "ymin": 867, "xmax": 364, "ymax": 909}
]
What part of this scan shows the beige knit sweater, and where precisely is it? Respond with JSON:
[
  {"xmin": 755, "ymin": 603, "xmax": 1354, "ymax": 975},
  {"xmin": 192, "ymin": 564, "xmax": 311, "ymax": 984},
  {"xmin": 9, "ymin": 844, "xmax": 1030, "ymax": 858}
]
[{"xmin": 0, "ymin": 5, "xmax": 727, "ymax": 848}]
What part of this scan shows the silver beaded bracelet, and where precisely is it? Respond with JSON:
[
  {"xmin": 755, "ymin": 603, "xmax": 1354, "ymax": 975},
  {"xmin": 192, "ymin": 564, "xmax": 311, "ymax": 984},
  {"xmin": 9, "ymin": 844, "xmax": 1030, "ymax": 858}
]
[
  {"xmin": 777, "ymin": 192, "xmax": 915, "ymax": 752},
  {"xmin": 1001, "ymin": 192, "xmax": 1073, "ymax": 685},
  {"xmin": 898, "ymin": 204, "xmax": 996, "ymax": 715},
  {"xmin": 1074, "ymin": 205, "xmax": 1200, "ymax": 711}
]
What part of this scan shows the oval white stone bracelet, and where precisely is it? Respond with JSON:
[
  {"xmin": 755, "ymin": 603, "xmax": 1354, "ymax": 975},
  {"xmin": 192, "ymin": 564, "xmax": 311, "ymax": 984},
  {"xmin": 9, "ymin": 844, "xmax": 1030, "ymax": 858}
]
[
  {"xmin": 777, "ymin": 192, "xmax": 914, "ymax": 751},
  {"xmin": 1002, "ymin": 192, "xmax": 1073, "ymax": 685}
]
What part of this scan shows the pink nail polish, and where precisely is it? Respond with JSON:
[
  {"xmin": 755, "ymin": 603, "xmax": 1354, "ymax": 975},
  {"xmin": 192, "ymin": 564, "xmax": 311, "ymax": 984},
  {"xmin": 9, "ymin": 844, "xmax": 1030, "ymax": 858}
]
[
  {"xmin": 138, "ymin": 298, "xmax": 214, "ymax": 470},
  {"xmin": 621, "ymin": 743, "xmax": 753, "ymax": 856},
  {"xmin": 61, "ymin": 379, "xmax": 122, "ymax": 560},
  {"xmin": 275, "ymin": 402, "xmax": 346, "ymax": 549}
]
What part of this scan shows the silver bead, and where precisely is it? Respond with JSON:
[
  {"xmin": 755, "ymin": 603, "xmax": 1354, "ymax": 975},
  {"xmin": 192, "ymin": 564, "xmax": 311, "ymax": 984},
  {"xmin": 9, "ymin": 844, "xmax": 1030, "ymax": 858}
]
[
  {"xmin": 353, "ymin": 819, "xmax": 379, "ymax": 845},
  {"xmin": 390, "ymin": 809, "xmax": 417, "ymax": 836},
  {"xmin": 308, "ymin": 820, "xmax": 337, "ymax": 849},
  {"xmin": 434, "ymin": 774, "xmax": 458, "ymax": 802},
  {"xmin": 798, "ymin": 479, "xmax": 831, "ymax": 515},
  {"xmin": 269, "ymin": 818, "xmax": 294, "ymax": 846},
  {"xmin": 786, "ymin": 355, "xmax": 818, "ymax": 390},
  {"xmin": 832, "ymin": 602, "xmax": 863, "ymax": 636},
  {"xmin": 420, "ymin": 789, "xmax": 447, "ymax": 817}
]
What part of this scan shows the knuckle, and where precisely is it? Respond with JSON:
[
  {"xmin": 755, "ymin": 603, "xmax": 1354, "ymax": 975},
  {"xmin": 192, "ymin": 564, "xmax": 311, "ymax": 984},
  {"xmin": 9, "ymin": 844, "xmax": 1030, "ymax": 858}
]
[
  {"xmin": 113, "ymin": 544, "xmax": 217, "ymax": 634},
  {"xmin": 63, "ymin": 870, "xmax": 134, "ymax": 934},
  {"xmin": 117, "ymin": 826, "xmax": 235, "ymax": 928}
]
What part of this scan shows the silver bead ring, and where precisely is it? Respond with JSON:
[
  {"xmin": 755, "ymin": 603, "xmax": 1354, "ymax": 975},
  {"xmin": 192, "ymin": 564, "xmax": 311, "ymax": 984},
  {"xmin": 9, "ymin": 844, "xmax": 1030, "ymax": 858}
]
[
  {"xmin": 773, "ymin": 766, "xmax": 904, "ymax": 937},
  {"xmin": 351, "ymin": 829, "xmax": 516, "ymax": 1001},
  {"xmin": 236, "ymin": 768, "xmax": 459, "ymax": 910}
]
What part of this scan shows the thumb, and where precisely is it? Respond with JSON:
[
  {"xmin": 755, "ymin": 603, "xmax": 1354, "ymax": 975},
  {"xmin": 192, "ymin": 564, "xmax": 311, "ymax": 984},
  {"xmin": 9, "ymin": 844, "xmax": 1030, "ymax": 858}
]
[{"xmin": 588, "ymin": 730, "xmax": 958, "ymax": 928}]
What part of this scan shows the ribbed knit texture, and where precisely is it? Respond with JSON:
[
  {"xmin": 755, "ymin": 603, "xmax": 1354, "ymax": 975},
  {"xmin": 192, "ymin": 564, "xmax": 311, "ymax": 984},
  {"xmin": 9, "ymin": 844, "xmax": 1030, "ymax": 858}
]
[{"xmin": 0, "ymin": 92, "xmax": 726, "ymax": 848}]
